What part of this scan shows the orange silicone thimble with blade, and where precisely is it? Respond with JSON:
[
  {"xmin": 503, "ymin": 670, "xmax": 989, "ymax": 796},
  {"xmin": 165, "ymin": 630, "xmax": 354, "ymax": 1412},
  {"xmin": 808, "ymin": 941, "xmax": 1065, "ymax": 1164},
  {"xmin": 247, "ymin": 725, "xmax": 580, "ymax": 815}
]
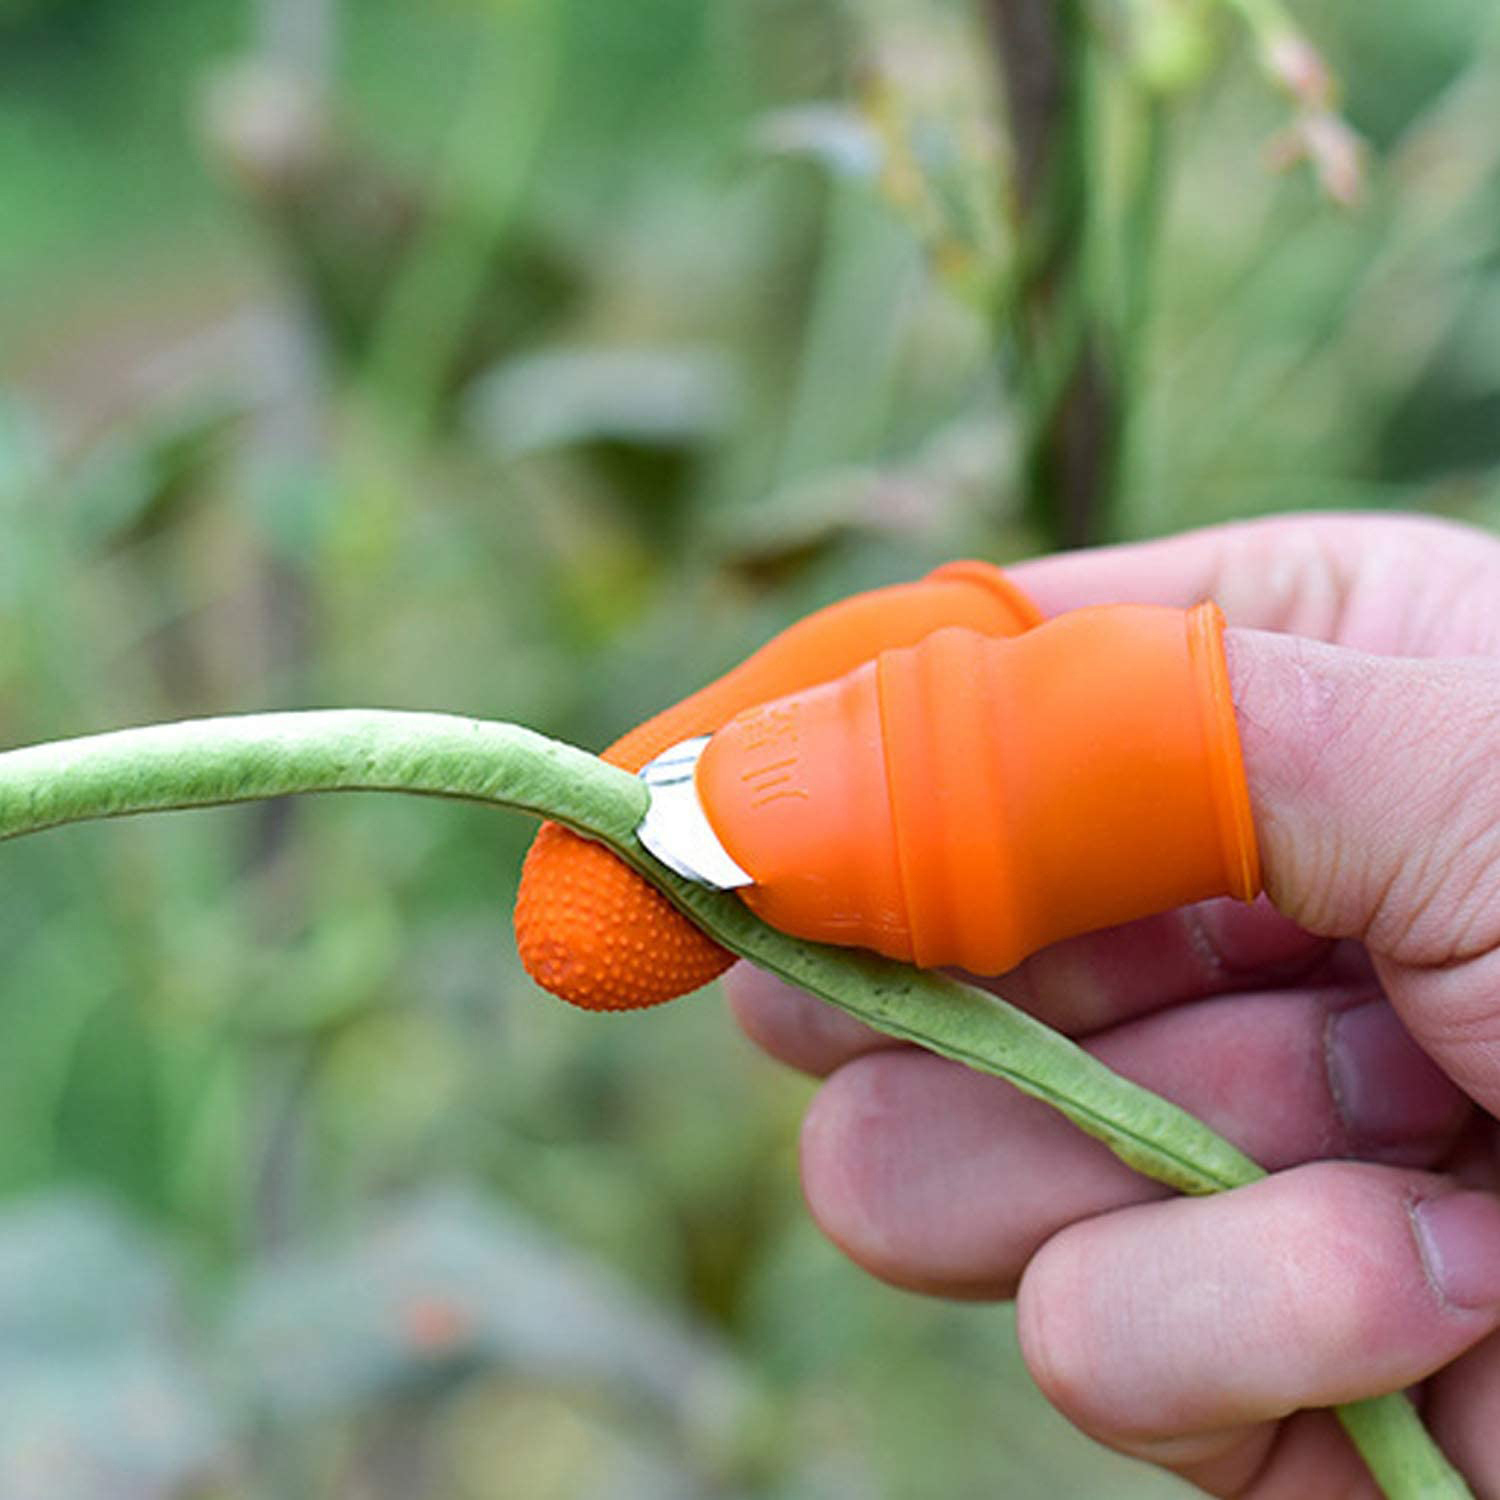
[
  {"xmin": 695, "ymin": 602, "xmax": 1261, "ymax": 974},
  {"xmin": 514, "ymin": 562, "xmax": 1041, "ymax": 1010}
]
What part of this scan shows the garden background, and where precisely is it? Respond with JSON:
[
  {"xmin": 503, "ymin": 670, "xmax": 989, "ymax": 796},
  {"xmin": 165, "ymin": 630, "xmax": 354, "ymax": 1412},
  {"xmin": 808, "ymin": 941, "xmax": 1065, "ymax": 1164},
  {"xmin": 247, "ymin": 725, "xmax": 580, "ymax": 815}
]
[{"xmin": 2, "ymin": 0, "xmax": 1499, "ymax": 1495}]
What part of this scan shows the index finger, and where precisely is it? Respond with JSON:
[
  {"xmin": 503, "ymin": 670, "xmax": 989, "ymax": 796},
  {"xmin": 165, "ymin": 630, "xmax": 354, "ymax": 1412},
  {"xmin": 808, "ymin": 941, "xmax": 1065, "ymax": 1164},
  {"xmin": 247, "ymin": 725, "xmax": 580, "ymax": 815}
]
[{"xmin": 1005, "ymin": 511, "xmax": 1493, "ymax": 651}]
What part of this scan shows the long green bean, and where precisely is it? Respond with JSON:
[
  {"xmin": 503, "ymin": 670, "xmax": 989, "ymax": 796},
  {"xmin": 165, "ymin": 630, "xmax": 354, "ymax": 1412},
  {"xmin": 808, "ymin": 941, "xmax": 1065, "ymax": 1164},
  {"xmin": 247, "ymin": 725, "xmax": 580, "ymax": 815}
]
[{"xmin": 0, "ymin": 710, "xmax": 1472, "ymax": 1500}]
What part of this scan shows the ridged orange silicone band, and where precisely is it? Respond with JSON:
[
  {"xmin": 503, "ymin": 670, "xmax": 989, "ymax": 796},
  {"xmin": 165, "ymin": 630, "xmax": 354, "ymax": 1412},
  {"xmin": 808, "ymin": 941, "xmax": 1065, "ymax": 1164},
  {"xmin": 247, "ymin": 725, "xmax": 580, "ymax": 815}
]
[{"xmin": 698, "ymin": 603, "xmax": 1264, "ymax": 975}]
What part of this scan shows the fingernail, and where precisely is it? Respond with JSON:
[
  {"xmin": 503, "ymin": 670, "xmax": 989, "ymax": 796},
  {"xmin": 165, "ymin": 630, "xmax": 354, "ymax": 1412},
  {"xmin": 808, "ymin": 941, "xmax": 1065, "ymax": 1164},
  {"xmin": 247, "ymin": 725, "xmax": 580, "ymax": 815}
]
[
  {"xmin": 1414, "ymin": 1193, "xmax": 1500, "ymax": 1310},
  {"xmin": 1326, "ymin": 1000, "xmax": 1463, "ymax": 1147},
  {"xmin": 1197, "ymin": 894, "xmax": 1326, "ymax": 974}
]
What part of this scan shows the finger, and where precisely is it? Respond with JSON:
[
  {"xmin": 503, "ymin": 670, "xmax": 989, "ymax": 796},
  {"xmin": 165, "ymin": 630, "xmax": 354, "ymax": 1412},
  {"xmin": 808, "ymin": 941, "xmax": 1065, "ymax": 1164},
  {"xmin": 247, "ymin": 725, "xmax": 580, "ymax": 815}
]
[
  {"xmin": 798, "ymin": 990, "xmax": 1468, "ymax": 1298},
  {"xmin": 1005, "ymin": 511, "xmax": 1500, "ymax": 652},
  {"xmin": 979, "ymin": 894, "xmax": 1329, "ymax": 1034},
  {"xmin": 1443, "ymin": 1111, "xmax": 1500, "ymax": 1193},
  {"xmin": 1427, "ymin": 1324, "xmax": 1500, "ymax": 1498},
  {"xmin": 724, "ymin": 961, "xmax": 894, "ymax": 1076},
  {"xmin": 727, "ymin": 895, "xmax": 1338, "ymax": 1078},
  {"xmin": 1014, "ymin": 1164, "xmax": 1500, "ymax": 1469},
  {"xmin": 1162, "ymin": 1410, "xmax": 1385, "ymax": 1500},
  {"xmin": 1423, "ymin": 1117, "xmax": 1500, "ymax": 1491},
  {"xmin": 1227, "ymin": 627, "xmax": 1500, "ymax": 1113}
]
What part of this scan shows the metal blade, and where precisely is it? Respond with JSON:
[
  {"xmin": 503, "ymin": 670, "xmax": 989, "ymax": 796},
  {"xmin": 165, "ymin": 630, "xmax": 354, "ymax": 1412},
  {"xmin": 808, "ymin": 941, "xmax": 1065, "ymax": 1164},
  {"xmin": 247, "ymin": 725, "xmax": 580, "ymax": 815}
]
[{"xmin": 636, "ymin": 735, "xmax": 753, "ymax": 890}]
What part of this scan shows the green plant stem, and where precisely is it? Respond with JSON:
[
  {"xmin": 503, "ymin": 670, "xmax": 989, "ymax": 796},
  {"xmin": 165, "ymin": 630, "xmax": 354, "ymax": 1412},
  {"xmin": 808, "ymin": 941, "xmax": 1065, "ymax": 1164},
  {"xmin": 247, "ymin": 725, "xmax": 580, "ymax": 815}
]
[
  {"xmin": 0, "ymin": 711, "xmax": 1473, "ymax": 1500},
  {"xmin": 983, "ymin": 0, "xmax": 1119, "ymax": 549},
  {"xmin": 363, "ymin": 0, "xmax": 560, "ymax": 444}
]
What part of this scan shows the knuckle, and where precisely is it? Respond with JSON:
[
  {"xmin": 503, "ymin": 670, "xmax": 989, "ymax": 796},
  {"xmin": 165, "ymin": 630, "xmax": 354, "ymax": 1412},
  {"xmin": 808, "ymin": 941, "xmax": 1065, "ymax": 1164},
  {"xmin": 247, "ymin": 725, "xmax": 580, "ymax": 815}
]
[
  {"xmin": 1363, "ymin": 665, "xmax": 1500, "ymax": 963},
  {"xmin": 1214, "ymin": 522, "xmax": 1350, "ymax": 637}
]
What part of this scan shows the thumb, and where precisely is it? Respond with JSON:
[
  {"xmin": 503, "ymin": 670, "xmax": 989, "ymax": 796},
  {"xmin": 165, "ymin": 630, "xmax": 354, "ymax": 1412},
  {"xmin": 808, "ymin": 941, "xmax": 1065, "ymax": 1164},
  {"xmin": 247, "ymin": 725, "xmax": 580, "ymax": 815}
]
[{"xmin": 1227, "ymin": 628, "xmax": 1500, "ymax": 1108}]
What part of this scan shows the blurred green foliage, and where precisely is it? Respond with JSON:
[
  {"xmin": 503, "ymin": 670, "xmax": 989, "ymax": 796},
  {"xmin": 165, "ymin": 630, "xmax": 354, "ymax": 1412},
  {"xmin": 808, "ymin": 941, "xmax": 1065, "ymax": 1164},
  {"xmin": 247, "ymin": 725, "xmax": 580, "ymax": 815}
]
[{"xmin": 1, "ymin": 0, "xmax": 1498, "ymax": 1495}]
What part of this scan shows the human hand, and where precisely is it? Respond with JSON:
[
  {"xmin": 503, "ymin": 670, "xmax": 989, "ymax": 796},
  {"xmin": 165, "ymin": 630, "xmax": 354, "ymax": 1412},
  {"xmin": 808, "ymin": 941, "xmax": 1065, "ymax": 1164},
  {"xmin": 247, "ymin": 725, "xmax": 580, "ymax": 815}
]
[{"xmin": 727, "ymin": 513, "xmax": 1500, "ymax": 1497}]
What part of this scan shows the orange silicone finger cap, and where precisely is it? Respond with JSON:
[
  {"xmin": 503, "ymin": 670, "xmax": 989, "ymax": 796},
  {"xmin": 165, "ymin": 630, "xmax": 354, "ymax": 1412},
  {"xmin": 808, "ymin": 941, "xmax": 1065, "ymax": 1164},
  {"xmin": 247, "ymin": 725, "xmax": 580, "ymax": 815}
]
[
  {"xmin": 514, "ymin": 562, "xmax": 1041, "ymax": 1010},
  {"xmin": 696, "ymin": 602, "xmax": 1261, "ymax": 974}
]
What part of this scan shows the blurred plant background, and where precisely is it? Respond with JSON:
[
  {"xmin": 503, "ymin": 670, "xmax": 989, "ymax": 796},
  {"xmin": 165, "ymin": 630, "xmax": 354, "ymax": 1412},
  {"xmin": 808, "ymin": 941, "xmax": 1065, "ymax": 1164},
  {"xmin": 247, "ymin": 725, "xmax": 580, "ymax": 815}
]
[{"xmin": 1, "ymin": 0, "xmax": 1498, "ymax": 1495}]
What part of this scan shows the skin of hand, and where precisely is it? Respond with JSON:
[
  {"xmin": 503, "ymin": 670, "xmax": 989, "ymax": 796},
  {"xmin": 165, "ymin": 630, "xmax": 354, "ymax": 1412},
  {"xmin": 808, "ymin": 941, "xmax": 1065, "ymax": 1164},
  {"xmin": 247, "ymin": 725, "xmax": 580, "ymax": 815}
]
[{"xmin": 724, "ymin": 513, "xmax": 1500, "ymax": 1499}]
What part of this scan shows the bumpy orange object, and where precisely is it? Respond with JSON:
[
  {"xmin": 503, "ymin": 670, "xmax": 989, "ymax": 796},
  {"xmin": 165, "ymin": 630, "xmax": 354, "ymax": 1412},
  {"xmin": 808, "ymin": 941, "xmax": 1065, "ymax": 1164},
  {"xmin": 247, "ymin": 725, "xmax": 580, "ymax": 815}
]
[
  {"xmin": 696, "ymin": 602, "xmax": 1261, "ymax": 973},
  {"xmin": 514, "ymin": 562, "xmax": 1041, "ymax": 1009}
]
